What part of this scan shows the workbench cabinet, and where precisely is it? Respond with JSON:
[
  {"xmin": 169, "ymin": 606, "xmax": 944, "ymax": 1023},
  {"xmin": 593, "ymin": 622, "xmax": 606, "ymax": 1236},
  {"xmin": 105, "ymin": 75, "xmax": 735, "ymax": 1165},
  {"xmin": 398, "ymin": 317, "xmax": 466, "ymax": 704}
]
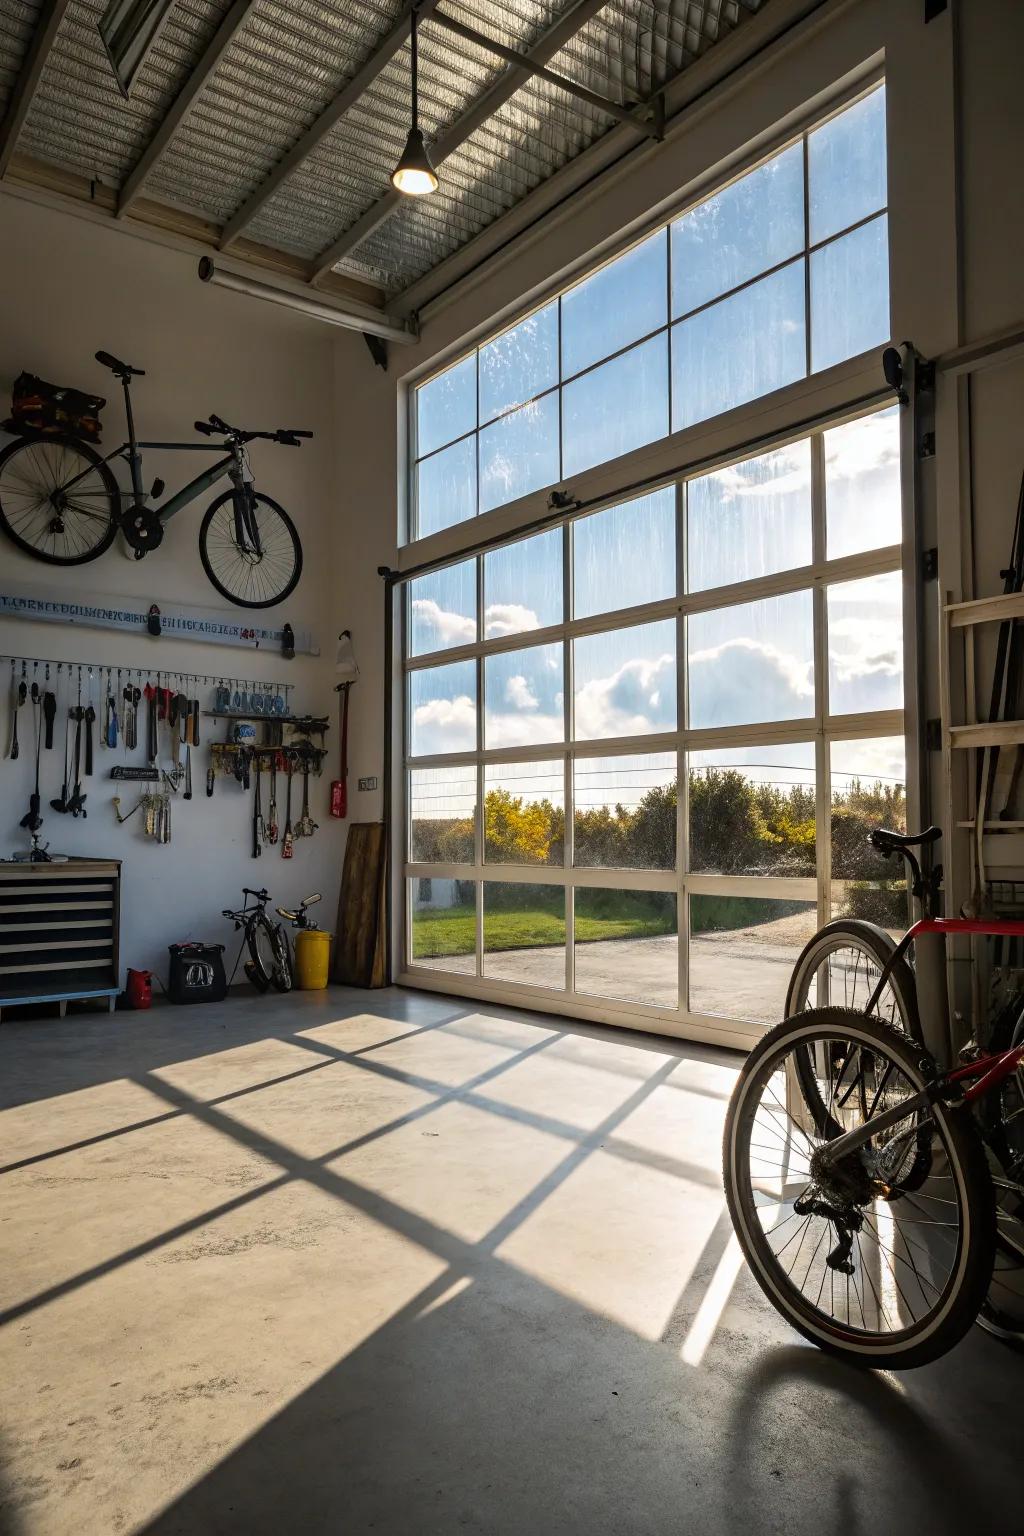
[{"xmin": 0, "ymin": 859, "xmax": 121, "ymax": 1021}]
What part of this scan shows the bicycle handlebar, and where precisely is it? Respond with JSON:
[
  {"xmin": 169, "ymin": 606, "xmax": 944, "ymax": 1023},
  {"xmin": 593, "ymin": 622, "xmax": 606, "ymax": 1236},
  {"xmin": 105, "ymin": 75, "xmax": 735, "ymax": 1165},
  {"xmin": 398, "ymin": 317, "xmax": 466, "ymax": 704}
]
[{"xmin": 194, "ymin": 416, "xmax": 312, "ymax": 446}]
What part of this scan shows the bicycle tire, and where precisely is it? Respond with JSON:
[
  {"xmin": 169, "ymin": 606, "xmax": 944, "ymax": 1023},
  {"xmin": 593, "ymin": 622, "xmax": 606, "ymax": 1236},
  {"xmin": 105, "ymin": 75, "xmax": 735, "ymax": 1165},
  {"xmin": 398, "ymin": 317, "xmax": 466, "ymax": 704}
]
[
  {"xmin": 268, "ymin": 920, "xmax": 292, "ymax": 993},
  {"xmin": 247, "ymin": 914, "xmax": 279, "ymax": 990},
  {"xmin": 0, "ymin": 433, "xmax": 119, "ymax": 565},
  {"xmin": 198, "ymin": 490, "xmax": 302, "ymax": 609},
  {"xmin": 724, "ymin": 1007, "xmax": 995, "ymax": 1369}
]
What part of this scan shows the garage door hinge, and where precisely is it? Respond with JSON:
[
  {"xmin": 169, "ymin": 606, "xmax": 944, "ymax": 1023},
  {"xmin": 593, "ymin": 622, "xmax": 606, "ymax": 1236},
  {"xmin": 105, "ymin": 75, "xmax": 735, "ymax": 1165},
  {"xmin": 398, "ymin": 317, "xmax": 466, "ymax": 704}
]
[
  {"xmin": 918, "ymin": 431, "xmax": 936, "ymax": 459},
  {"xmin": 925, "ymin": 718, "xmax": 942, "ymax": 752},
  {"xmin": 922, "ymin": 547, "xmax": 938, "ymax": 581}
]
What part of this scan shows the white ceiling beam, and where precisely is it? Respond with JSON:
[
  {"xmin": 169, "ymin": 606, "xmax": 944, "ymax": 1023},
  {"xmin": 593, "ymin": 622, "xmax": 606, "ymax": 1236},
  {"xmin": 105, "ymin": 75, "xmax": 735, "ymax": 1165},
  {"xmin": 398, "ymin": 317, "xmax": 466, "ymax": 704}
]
[
  {"xmin": 117, "ymin": 0, "xmax": 259, "ymax": 217},
  {"xmin": 219, "ymin": 0, "xmax": 444, "ymax": 251},
  {"xmin": 307, "ymin": 0, "xmax": 612, "ymax": 286},
  {"xmin": 0, "ymin": 0, "xmax": 73, "ymax": 178}
]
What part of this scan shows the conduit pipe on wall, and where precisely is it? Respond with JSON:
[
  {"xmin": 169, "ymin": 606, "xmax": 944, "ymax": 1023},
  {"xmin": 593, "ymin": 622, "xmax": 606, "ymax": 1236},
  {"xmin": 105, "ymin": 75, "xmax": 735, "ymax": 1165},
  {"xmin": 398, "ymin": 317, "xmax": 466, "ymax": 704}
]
[{"xmin": 197, "ymin": 258, "xmax": 417, "ymax": 345}]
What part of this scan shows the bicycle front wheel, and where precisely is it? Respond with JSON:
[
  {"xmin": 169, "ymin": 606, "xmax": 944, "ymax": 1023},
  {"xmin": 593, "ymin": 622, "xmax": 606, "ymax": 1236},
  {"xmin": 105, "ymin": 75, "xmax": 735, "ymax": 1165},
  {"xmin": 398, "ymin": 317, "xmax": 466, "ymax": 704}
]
[
  {"xmin": 724, "ymin": 1007, "xmax": 995, "ymax": 1368},
  {"xmin": 0, "ymin": 434, "xmax": 118, "ymax": 564},
  {"xmin": 199, "ymin": 490, "xmax": 302, "ymax": 608}
]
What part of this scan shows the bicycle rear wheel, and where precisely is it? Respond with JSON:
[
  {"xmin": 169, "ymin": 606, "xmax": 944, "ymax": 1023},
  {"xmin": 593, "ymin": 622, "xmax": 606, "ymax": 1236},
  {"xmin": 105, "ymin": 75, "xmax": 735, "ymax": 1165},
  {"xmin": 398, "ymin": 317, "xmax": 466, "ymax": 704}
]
[
  {"xmin": 724, "ymin": 1007, "xmax": 995, "ymax": 1368},
  {"xmin": 199, "ymin": 490, "xmax": 302, "ymax": 608},
  {"xmin": 0, "ymin": 434, "xmax": 118, "ymax": 564}
]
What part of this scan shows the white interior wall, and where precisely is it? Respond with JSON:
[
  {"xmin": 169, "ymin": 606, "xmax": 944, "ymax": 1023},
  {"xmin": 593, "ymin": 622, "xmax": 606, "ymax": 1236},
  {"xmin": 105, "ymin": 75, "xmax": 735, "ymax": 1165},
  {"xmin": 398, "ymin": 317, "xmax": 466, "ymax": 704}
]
[{"xmin": 0, "ymin": 198, "xmax": 351, "ymax": 981}]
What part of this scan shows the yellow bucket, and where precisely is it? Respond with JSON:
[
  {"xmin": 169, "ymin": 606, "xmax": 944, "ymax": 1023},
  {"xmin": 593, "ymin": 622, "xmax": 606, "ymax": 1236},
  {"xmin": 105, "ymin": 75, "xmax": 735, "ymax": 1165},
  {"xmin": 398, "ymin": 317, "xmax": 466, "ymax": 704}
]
[{"xmin": 295, "ymin": 928, "xmax": 332, "ymax": 989}]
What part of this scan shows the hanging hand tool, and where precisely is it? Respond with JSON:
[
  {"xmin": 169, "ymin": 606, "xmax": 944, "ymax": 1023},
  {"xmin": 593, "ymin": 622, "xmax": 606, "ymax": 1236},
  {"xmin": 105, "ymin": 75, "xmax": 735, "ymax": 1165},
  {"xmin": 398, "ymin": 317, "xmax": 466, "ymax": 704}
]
[
  {"xmin": 68, "ymin": 700, "xmax": 87, "ymax": 818},
  {"xmin": 43, "ymin": 685, "xmax": 57, "ymax": 750},
  {"xmin": 184, "ymin": 737, "xmax": 193, "ymax": 800},
  {"xmin": 20, "ymin": 690, "xmax": 44, "ymax": 832},
  {"xmin": 296, "ymin": 755, "xmax": 318, "ymax": 839},
  {"xmin": 191, "ymin": 698, "xmax": 200, "ymax": 748},
  {"xmin": 8, "ymin": 668, "xmax": 25, "ymax": 759},
  {"xmin": 84, "ymin": 684, "xmax": 95, "ymax": 777},
  {"xmin": 281, "ymin": 754, "xmax": 294, "ymax": 858},
  {"xmin": 106, "ymin": 682, "xmax": 118, "ymax": 748},
  {"xmin": 330, "ymin": 681, "xmax": 352, "ymax": 818},
  {"xmin": 51, "ymin": 710, "xmax": 72, "ymax": 814},
  {"xmin": 252, "ymin": 758, "xmax": 264, "ymax": 858},
  {"xmin": 267, "ymin": 753, "xmax": 279, "ymax": 843},
  {"xmin": 206, "ymin": 765, "xmax": 215, "ymax": 798},
  {"xmin": 144, "ymin": 681, "xmax": 158, "ymax": 765}
]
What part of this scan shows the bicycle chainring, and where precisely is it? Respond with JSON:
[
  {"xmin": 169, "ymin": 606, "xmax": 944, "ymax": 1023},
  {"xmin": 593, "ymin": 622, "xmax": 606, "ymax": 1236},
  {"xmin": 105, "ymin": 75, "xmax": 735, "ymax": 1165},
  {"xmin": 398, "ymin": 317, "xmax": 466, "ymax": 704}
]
[{"xmin": 122, "ymin": 508, "xmax": 164, "ymax": 554}]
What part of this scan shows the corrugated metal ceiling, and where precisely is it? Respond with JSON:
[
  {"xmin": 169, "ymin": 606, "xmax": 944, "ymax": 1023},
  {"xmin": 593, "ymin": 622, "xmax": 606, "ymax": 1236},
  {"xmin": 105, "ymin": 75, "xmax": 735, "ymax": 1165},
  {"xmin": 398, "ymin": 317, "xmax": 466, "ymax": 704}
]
[{"xmin": 2, "ymin": 0, "xmax": 767, "ymax": 298}]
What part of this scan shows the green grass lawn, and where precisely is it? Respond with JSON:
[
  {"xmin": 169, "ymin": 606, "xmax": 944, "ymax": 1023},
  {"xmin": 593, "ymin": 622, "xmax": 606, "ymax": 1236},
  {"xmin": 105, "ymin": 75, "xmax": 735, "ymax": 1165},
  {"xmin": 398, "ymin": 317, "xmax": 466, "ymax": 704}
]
[{"xmin": 412, "ymin": 901, "xmax": 675, "ymax": 959}]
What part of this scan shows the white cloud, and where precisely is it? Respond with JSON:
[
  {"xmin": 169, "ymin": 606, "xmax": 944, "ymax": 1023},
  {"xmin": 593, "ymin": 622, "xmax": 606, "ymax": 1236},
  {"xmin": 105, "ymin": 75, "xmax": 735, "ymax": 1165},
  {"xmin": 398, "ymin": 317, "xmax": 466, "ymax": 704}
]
[
  {"xmin": 412, "ymin": 695, "xmax": 476, "ymax": 755},
  {"xmin": 825, "ymin": 409, "xmax": 899, "ymax": 484},
  {"xmin": 484, "ymin": 602, "xmax": 541, "ymax": 638},
  {"xmin": 575, "ymin": 652, "xmax": 676, "ymax": 740},
  {"xmin": 410, "ymin": 598, "xmax": 475, "ymax": 648},
  {"xmin": 505, "ymin": 673, "xmax": 538, "ymax": 710},
  {"xmin": 688, "ymin": 639, "xmax": 813, "ymax": 727},
  {"xmin": 486, "ymin": 711, "xmax": 564, "ymax": 749}
]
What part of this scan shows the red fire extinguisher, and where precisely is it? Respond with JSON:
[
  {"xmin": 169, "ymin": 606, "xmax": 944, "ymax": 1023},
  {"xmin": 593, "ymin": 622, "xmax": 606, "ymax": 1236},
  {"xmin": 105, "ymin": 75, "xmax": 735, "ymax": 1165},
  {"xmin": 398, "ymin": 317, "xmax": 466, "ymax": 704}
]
[{"xmin": 126, "ymin": 968, "xmax": 153, "ymax": 1009}]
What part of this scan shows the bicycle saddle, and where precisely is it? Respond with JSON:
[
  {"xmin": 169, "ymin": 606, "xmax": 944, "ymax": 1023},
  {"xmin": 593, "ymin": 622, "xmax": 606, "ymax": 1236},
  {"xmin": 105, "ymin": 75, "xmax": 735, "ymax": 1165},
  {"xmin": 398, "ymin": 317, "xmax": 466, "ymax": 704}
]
[
  {"xmin": 869, "ymin": 825, "xmax": 942, "ymax": 852},
  {"xmin": 95, "ymin": 350, "xmax": 145, "ymax": 377}
]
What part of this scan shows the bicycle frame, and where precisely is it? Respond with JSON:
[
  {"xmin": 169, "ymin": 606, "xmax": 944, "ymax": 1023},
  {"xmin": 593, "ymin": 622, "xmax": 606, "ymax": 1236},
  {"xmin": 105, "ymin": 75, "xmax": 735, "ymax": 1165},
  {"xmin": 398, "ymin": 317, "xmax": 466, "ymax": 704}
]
[{"xmin": 60, "ymin": 437, "xmax": 242, "ymax": 523}]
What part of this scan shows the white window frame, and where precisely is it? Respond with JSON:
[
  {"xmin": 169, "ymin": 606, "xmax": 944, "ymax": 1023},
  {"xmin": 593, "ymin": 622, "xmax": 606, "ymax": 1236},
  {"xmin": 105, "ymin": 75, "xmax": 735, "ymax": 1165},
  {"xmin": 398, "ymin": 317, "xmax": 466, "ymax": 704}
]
[
  {"xmin": 406, "ymin": 69, "xmax": 887, "ymax": 551},
  {"xmin": 397, "ymin": 395, "xmax": 906, "ymax": 1052}
]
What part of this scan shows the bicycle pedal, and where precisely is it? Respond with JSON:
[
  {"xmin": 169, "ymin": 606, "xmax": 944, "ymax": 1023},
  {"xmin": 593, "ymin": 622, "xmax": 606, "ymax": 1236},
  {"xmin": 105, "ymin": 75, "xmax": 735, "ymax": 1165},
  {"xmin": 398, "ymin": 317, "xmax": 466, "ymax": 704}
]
[{"xmin": 150, "ymin": 477, "xmax": 165, "ymax": 499}]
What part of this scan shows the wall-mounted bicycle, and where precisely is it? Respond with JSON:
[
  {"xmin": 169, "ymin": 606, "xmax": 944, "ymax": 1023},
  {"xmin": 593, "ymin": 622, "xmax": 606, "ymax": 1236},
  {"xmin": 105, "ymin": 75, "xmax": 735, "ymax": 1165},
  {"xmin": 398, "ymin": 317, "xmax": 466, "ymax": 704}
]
[{"xmin": 0, "ymin": 350, "xmax": 310, "ymax": 609}]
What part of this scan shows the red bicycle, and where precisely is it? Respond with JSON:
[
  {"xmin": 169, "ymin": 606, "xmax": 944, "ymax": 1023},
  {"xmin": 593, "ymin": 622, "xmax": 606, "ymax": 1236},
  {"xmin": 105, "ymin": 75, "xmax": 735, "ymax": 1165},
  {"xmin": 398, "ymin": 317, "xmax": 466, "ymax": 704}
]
[{"xmin": 723, "ymin": 826, "xmax": 1024, "ymax": 1367}]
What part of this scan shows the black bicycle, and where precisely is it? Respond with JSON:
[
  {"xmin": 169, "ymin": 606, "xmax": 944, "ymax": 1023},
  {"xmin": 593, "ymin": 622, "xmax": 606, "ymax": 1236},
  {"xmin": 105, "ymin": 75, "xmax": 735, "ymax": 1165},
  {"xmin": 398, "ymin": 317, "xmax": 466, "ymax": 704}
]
[
  {"xmin": 223, "ymin": 886, "xmax": 292, "ymax": 993},
  {"xmin": 0, "ymin": 350, "xmax": 309, "ymax": 608}
]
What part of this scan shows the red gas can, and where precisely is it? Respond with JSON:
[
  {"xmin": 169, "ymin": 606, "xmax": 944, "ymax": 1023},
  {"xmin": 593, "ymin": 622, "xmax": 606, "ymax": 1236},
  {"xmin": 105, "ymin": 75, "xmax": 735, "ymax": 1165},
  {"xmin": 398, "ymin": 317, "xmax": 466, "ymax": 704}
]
[{"xmin": 126, "ymin": 968, "xmax": 153, "ymax": 1009}]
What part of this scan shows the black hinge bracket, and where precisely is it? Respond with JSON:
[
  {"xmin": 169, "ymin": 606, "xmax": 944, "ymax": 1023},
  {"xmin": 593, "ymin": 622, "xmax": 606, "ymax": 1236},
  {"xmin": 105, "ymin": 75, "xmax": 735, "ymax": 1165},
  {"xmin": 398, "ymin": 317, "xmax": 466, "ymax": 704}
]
[
  {"xmin": 364, "ymin": 333, "xmax": 388, "ymax": 371},
  {"xmin": 925, "ymin": 0, "xmax": 948, "ymax": 20},
  {"xmin": 916, "ymin": 359, "xmax": 936, "ymax": 394},
  {"xmin": 925, "ymin": 718, "xmax": 943, "ymax": 752},
  {"xmin": 922, "ymin": 547, "xmax": 938, "ymax": 581},
  {"xmin": 919, "ymin": 431, "xmax": 936, "ymax": 459}
]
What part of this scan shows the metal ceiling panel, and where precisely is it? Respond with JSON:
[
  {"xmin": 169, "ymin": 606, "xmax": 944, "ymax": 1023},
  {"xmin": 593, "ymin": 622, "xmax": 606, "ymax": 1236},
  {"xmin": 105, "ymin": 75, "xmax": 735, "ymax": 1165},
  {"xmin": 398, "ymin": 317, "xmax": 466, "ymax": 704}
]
[
  {"xmin": 0, "ymin": 1, "xmax": 43, "ymax": 123},
  {"xmin": 1, "ymin": 0, "xmax": 767, "ymax": 294},
  {"xmin": 17, "ymin": 0, "xmax": 229, "ymax": 187}
]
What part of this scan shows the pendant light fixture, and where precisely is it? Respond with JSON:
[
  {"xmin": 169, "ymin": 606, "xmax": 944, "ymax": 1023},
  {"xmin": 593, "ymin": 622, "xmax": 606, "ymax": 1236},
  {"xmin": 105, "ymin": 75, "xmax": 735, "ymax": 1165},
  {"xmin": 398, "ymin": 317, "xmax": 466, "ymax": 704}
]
[{"xmin": 391, "ymin": 4, "xmax": 438, "ymax": 196}]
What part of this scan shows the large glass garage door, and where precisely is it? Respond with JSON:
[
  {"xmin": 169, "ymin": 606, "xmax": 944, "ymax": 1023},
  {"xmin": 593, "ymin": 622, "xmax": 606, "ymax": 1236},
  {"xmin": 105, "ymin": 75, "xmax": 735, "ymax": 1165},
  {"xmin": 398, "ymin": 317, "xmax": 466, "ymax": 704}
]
[{"xmin": 400, "ymin": 405, "xmax": 906, "ymax": 1041}]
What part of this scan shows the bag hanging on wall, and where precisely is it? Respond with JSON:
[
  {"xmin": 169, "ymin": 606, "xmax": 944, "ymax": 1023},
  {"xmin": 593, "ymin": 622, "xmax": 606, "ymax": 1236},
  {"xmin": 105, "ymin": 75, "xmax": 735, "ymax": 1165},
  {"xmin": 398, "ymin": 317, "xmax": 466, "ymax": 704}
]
[
  {"xmin": 6, "ymin": 372, "xmax": 106, "ymax": 442},
  {"xmin": 167, "ymin": 942, "xmax": 227, "ymax": 1005}
]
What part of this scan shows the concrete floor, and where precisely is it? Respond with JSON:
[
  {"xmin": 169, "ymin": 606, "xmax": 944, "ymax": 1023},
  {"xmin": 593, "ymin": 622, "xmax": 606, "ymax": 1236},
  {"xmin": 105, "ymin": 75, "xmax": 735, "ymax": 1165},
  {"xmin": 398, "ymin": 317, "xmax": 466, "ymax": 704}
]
[{"xmin": 0, "ymin": 986, "xmax": 1018, "ymax": 1536}]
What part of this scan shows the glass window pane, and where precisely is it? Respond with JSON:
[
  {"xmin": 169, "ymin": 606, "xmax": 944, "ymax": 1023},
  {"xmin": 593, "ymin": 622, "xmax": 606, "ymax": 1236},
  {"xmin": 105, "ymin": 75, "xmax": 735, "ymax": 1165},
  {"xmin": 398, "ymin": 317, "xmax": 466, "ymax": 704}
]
[
  {"xmin": 416, "ymin": 354, "xmax": 476, "ymax": 459},
  {"xmin": 687, "ymin": 439, "xmax": 812, "ymax": 592},
  {"xmin": 671, "ymin": 143, "xmax": 804, "ymax": 317},
  {"xmin": 484, "ymin": 641, "xmax": 564, "ymax": 749},
  {"xmin": 409, "ymin": 659, "xmax": 476, "ymax": 756},
  {"xmin": 416, "ymin": 436, "xmax": 477, "ymax": 539},
  {"xmin": 573, "ymin": 488, "xmax": 676, "ymax": 619},
  {"xmin": 688, "ymin": 591, "xmax": 814, "ymax": 729},
  {"xmin": 483, "ymin": 882, "xmax": 565, "ymax": 990},
  {"xmin": 688, "ymin": 744, "xmax": 816, "ymax": 875},
  {"xmin": 484, "ymin": 528, "xmax": 562, "ymax": 638},
  {"xmin": 408, "ymin": 558, "xmax": 476, "ymax": 656},
  {"xmin": 410, "ymin": 877, "xmax": 476, "ymax": 975},
  {"xmin": 561, "ymin": 231, "xmax": 667, "ymax": 378},
  {"xmin": 484, "ymin": 761, "xmax": 564, "ymax": 866},
  {"xmin": 831, "ymin": 737, "xmax": 908, "ymax": 933},
  {"xmin": 573, "ymin": 752, "xmax": 677, "ymax": 869},
  {"xmin": 689, "ymin": 895, "xmax": 818, "ymax": 1023},
  {"xmin": 479, "ymin": 303, "xmax": 558, "ymax": 423},
  {"xmin": 479, "ymin": 393, "xmax": 560, "ymax": 514},
  {"xmin": 671, "ymin": 260, "xmax": 806, "ymax": 432},
  {"xmin": 574, "ymin": 890, "xmax": 677, "ymax": 1009},
  {"xmin": 573, "ymin": 619, "xmax": 677, "ymax": 741},
  {"xmin": 825, "ymin": 406, "xmax": 901, "ymax": 559},
  {"xmin": 409, "ymin": 766, "xmax": 476, "ymax": 863},
  {"xmin": 827, "ymin": 571, "xmax": 903, "ymax": 715},
  {"xmin": 808, "ymin": 87, "xmax": 887, "ymax": 245},
  {"xmin": 562, "ymin": 334, "xmax": 669, "ymax": 478},
  {"xmin": 810, "ymin": 216, "xmax": 890, "ymax": 373}
]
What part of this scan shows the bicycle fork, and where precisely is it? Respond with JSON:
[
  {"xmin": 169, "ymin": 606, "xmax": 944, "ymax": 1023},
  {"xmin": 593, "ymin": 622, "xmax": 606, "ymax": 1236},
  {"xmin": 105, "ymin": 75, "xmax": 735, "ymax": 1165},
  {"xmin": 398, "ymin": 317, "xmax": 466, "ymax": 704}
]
[{"xmin": 229, "ymin": 452, "xmax": 262, "ymax": 558}]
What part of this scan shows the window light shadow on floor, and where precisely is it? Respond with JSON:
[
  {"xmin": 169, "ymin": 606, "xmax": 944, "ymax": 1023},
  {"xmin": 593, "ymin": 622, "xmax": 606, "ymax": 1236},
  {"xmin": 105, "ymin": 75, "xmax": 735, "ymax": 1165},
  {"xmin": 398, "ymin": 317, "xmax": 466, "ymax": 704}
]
[{"xmin": 0, "ymin": 992, "xmax": 1016, "ymax": 1535}]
